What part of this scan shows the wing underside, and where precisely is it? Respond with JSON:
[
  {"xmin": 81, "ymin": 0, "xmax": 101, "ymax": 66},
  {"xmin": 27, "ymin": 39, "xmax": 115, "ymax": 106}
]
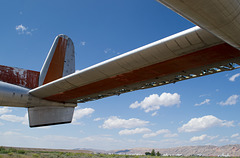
[{"xmin": 29, "ymin": 26, "xmax": 240, "ymax": 103}]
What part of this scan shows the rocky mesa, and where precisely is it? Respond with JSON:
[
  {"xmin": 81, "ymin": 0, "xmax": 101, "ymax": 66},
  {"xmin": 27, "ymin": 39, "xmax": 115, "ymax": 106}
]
[{"xmin": 108, "ymin": 144, "xmax": 240, "ymax": 156}]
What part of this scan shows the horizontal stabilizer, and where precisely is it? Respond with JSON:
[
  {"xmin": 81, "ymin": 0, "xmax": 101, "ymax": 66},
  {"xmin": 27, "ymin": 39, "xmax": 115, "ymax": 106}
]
[
  {"xmin": 28, "ymin": 106, "xmax": 74, "ymax": 127},
  {"xmin": 0, "ymin": 65, "xmax": 39, "ymax": 89}
]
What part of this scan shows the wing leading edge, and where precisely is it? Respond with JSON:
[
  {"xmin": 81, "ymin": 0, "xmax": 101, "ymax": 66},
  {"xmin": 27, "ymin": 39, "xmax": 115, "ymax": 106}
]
[{"xmin": 29, "ymin": 26, "xmax": 240, "ymax": 103}]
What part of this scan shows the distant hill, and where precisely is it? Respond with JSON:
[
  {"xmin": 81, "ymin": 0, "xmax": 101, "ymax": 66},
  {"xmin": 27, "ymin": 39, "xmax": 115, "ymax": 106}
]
[
  {"xmin": 78, "ymin": 144, "xmax": 240, "ymax": 156},
  {"xmin": 3, "ymin": 145, "xmax": 240, "ymax": 156},
  {"xmin": 74, "ymin": 148, "xmax": 106, "ymax": 154},
  {"xmin": 110, "ymin": 144, "xmax": 240, "ymax": 156}
]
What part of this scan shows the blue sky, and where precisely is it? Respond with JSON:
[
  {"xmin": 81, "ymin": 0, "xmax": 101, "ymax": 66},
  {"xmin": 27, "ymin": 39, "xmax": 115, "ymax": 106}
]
[{"xmin": 0, "ymin": 0, "xmax": 240, "ymax": 150}]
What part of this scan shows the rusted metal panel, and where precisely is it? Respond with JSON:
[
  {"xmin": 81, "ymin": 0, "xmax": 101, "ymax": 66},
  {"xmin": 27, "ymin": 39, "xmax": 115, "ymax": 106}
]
[
  {"xmin": 44, "ymin": 43, "xmax": 240, "ymax": 102},
  {"xmin": 0, "ymin": 65, "xmax": 39, "ymax": 89}
]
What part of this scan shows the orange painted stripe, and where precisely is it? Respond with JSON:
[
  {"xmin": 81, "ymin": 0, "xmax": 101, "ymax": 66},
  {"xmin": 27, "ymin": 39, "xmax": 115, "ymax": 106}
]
[
  {"xmin": 43, "ymin": 37, "xmax": 67, "ymax": 85},
  {"xmin": 45, "ymin": 43, "xmax": 240, "ymax": 102}
]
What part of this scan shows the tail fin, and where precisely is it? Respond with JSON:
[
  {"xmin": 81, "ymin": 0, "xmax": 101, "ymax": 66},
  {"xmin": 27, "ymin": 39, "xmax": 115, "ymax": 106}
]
[{"xmin": 39, "ymin": 34, "xmax": 75, "ymax": 86}]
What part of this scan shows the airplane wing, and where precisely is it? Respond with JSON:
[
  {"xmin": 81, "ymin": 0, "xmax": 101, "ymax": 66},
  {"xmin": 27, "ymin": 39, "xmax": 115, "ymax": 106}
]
[
  {"xmin": 29, "ymin": 26, "xmax": 240, "ymax": 103},
  {"xmin": 157, "ymin": 0, "xmax": 240, "ymax": 50}
]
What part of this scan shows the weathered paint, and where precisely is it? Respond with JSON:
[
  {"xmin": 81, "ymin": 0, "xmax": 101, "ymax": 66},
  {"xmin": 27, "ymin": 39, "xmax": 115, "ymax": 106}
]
[
  {"xmin": 63, "ymin": 37, "xmax": 75, "ymax": 77},
  {"xmin": 43, "ymin": 37, "xmax": 67, "ymax": 85},
  {"xmin": 0, "ymin": 65, "xmax": 39, "ymax": 89},
  {"xmin": 44, "ymin": 43, "xmax": 240, "ymax": 102}
]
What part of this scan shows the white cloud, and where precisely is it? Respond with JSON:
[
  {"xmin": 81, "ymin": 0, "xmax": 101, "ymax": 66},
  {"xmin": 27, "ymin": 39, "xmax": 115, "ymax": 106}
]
[
  {"xmin": 229, "ymin": 73, "xmax": 240, "ymax": 82},
  {"xmin": 119, "ymin": 128, "xmax": 151, "ymax": 135},
  {"xmin": 219, "ymin": 138, "xmax": 229, "ymax": 142},
  {"xmin": 209, "ymin": 135, "xmax": 219, "ymax": 140},
  {"xmin": 0, "ymin": 113, "xmax": 28, "ymax": 125},
  {"xmin": 190, "ymin": 134, "xmax": 208, "ymax": 142},
  {"xmin": 151, "ymin": 111, "xmax": 158, "ymax": 116},
  {"xmin": 231, "ymin": 133, "xmax": 239, "ymax": 138},
  {"xmin": 80, "ymin": 41, "xmax": 86, "ymax": 46},
  {"xmin": 143, "ymin": 129, "xmax": 170, "ymax": 138},
  {"xmin": 101, "ymin": 116, "xmax": 149, "ymax": 129},
  {"xmin": 72, "ymin": 108, "xmax": 95, "ymax": 124},
  {"xmin": 164, "ymin": 133, "xmax": 178, "ymax": 138},
  {"xmin": 190, "ymin": 134, "xmax": 218, "ymax": 142},
  {"xmin": 26, "ymin": 31, "xmax": 32, "ymax": 35},
  {"xmin": 178, "ymin": 115, "xmax": 234, "ymax": 133},
  {"xmin": 15, "ymin": 24, "xmax": 36, "ymax": 35},
  {"xmin": 0, "ymin": 107, "xmax": 12, "ymax": 115},
  {"xmin": 129, "ymin": 93, "xmax": 181, "ymax": 113},
  {"xmin": 3, "ymin": 131, "xmax": 22, "ymax": 136},
  {"xmin": 199, "ymin": 94, "xmax": 210, "ymax": 97},
  {"xmin": 195, "ymin": 99, "xmax": 210, "ymax": 106},
  {"xmin": 219, "ymin": 95, "xmax": 239, "ymax": 106},
  {"xmin": 94, "ymin": 117, "xmax": 104, "ymax": 121},
  {"xmin": 16, "ymin": 24, "xmax": 27, "ymax": 33},
  {"xmin": 104, "ymin": 48, "xmax": 115, "ymax": 54}
]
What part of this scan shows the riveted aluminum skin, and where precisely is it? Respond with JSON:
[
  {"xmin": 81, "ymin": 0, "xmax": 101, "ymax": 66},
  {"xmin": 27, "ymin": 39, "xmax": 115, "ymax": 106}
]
[
  {"xmin": 30, "ymin": 27, "xmax": 230, "ymax": 102},
  {"xmin": 0, "ymin": 81, "xmax": 76, "ymax": 107},
  {"xmin": 157, "ymin": 0, "xmax": 240, "ymax": 50}
]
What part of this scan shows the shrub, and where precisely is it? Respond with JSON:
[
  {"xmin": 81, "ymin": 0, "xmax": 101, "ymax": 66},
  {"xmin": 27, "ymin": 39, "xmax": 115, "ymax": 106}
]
[
  {"xmin": 8, "ymin": 152, "xmax": 13, "ymax": 156},
  {"xmin": 32, "ymin": 153, "xmax": 40, "ymax": 158},
  {"xmin": 17, "ymin": 150, "xmax": 26, "ymax": 154},
  {"xmin": 0, "ymin": 147, "xmax": 7, "ymax": 154},
  {"xmin": 145, "ymin": 152, "xmax": 151, "ymax": 155},
  {"xmin": 156, "ymin": 151, "xmax": 161, "ymax": 156},
  {"xmin": 151, "ymin": 149, "xmax": 156, "ymax": 156},
  {"xmin": 8, "ymin": 148, "xmax": 17, "ymax": 153}
]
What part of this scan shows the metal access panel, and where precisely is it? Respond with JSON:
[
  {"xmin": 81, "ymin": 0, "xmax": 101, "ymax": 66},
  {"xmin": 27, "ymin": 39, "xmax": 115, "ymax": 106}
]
[{"xmin": 28, "ymin": 106, "xmax": 74, "ymax": 127}]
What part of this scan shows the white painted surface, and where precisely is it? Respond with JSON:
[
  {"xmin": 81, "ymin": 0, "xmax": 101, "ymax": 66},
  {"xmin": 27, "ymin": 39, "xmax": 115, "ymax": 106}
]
[{"xmin": 63, "ymin": 37, "xmax": 75, "ymax": 77}]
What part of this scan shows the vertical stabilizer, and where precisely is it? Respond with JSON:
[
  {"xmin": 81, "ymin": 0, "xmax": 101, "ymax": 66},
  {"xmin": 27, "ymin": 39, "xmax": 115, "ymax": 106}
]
[{"xmin": 39, "ymin": 35, "xmax": 75, "ymax": 86}]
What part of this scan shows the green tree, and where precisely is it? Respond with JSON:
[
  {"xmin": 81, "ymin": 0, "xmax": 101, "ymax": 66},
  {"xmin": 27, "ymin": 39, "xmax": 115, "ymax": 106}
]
[
  {"xmin": 151, "ymin": 149, "xmax": 156, "ymax": 156},
  {"xmin": 145, "ymin": 152, "xmax": 151, "ymax": 155},
  {"xmin": 156, "ymin": 151, "xmax": 161, "ymax": 156}
]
